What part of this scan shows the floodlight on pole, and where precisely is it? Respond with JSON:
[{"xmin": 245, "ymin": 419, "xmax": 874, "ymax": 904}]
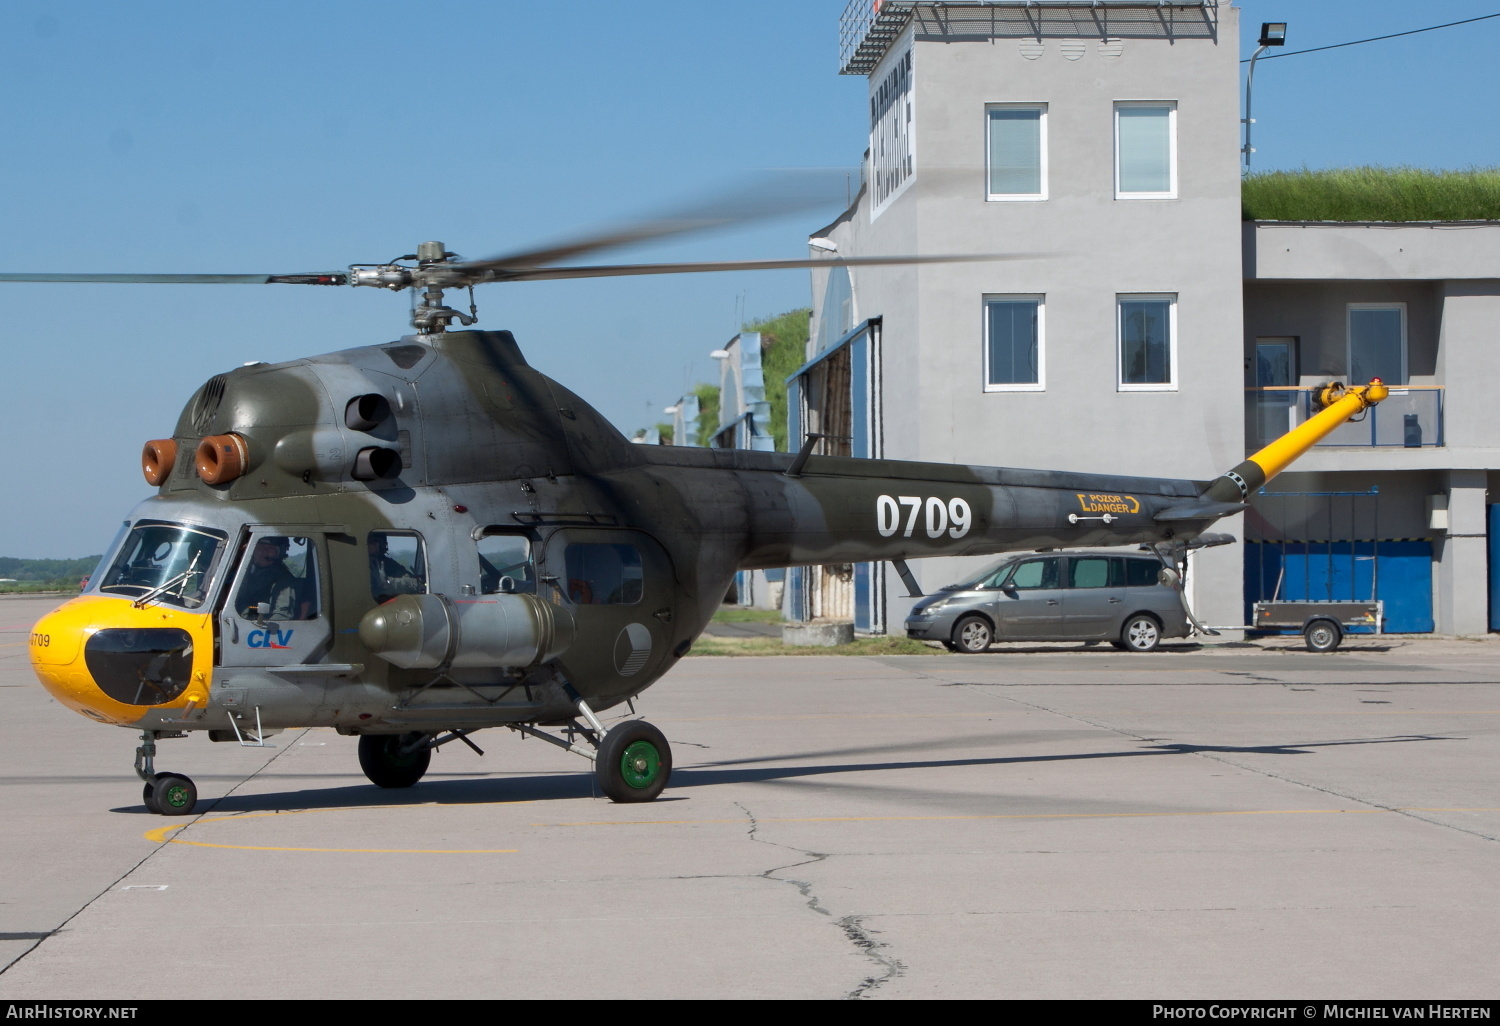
[{"xmin": 1243, "ymin": 22, "xmax": 1287, "ymax": 170}]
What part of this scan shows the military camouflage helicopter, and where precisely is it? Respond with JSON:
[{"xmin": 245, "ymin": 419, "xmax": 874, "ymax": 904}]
[{"xmin": 9, "ymin": 206, "xmax": 1387, "ymax": 817}]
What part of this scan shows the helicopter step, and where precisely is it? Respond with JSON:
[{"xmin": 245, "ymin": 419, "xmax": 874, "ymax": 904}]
[{"xmin": 135, "ymin": 730, "xmax": 198, "ymax": 817}]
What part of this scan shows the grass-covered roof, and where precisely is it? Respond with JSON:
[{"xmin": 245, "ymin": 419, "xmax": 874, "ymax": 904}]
[{"xmin": 1242, "ymin": 166, "xmax": 1500, "ymax": 222}]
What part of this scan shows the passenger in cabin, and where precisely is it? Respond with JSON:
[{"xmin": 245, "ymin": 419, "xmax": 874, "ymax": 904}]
[{"xmin": 369, "ymin": 534, "xmax": 424, "ymax": 602}]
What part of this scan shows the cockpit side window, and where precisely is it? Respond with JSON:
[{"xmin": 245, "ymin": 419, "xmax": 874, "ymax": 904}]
[
  {"xmin": 83, "ymin": 521, "xmax": 131, "ymax": 594},
  {"xmin": 96, "ymin": 520, "xmax": 227, "ymax": 609},
  {"xmin": 233, "ymin": 536, "xmax": 319, "ymax": 621},
  {"xmin": 369, "ymin": 530, "xmax": 427, "ymax": 603},
  {"xmin": 477, "ymin": 531, "xmax": 535, "ymax": 595},
  {"xmin": 563, "ymin": 543, "xmax": 643, "ymax": 605}
]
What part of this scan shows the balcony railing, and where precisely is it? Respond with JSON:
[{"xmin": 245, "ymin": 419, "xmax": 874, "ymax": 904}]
[
  {"xmin": 1246, "ymin": 387, "xmax": 1444, "ymax": 450},
  {"xmin": 839, "ymin": 0, "xmax": 913, "ymax": 74}
]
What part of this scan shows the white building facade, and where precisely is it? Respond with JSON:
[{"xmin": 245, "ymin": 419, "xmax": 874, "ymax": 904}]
[
  {"xmin": 796, "ymin": 0, "xmax": 1246, "ymax": 632},
  {"xmin": 785, "ymin": 0, "xmax": 1499, "ymax": 638}
]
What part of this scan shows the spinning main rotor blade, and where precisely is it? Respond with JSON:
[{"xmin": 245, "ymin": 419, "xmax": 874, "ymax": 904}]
[
  {"xmin": 483, "ymin": 251, "xmax": 1035, "ymax": 283},
  {"xmin": 0, "ymin": 272, "xmax": 346, "ymax": 285},
  {"xmin": 456, "ymin": 170, "xmax": 851, "ymax": 274}
]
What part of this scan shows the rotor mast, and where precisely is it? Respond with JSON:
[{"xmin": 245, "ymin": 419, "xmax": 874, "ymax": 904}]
[{"xmin": 348, "ymin": 241, "xmax": 478, "ymax": 334}]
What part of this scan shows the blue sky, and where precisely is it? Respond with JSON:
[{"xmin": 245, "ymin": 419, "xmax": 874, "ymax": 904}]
[{"xmin": 1, "ymin": 1, "xmax": 1497, "ymax": 557}]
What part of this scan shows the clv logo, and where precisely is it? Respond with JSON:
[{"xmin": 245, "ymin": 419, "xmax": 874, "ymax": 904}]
[{"xmin": 247, "ymin": 629, "xmax": 294, "ymax": 649}]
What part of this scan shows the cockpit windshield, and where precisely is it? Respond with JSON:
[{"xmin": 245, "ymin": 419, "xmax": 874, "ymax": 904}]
[{"xmin": 96, "ymin": 520, "xmax": 227, "ymax": 609}]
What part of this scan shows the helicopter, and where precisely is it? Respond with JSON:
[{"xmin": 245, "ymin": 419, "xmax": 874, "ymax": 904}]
[{"xmin": 9, "ymin": 209, "xmax": 1388, "ymax": 817}]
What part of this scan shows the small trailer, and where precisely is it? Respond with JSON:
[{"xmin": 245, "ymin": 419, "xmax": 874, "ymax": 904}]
[{"xmin": 1250, "ymin": 599, "xmax": 1382, "ymax": 653}]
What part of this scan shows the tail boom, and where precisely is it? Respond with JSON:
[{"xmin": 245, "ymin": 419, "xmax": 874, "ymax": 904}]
[{"xmin": 1200, "ymin": 380, "xmax": 1389, "ymax": 504}]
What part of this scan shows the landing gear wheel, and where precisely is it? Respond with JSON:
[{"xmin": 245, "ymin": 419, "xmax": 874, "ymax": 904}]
[
  {"xmin": 1119, "ymin": 615, "xmax": 1161, "ymax": 653},
  {"xmin": 142, "ymin": 779, "xmax": 160, "ymax": 814},
  {"xmin": 1304, "ymin": 620, "xmax": 1342, "ymax": 653},
  {"xmin": 596, "ymin": 720, "xmax": 672, "ymax": 803},
  {"xmin": 358, "ymin": 732, "xmax": 432, "ymax": 788},
  {"xmin": 151, "ymin": 773, "xmax": 197, "ymax": 816},
  {"xmin": 952, "ymin": 615, "xmax": 993, "ymax": 654}
]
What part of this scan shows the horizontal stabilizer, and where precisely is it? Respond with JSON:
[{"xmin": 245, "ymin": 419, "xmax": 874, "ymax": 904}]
[{"xmin": 1153, "ymin": 500, "xmax": 1248, "ymax": 522}]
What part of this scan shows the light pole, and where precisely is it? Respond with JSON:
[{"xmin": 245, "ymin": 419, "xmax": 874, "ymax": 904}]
[{"xmin": 1243, "ymin": 22, "xmax": 1287, "ymax": 171}]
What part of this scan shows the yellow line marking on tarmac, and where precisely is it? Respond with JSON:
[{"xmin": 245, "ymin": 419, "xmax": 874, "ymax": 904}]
[
  {"xmin": 145, "ymin": 804, "xmax": 521, "ymax": 853},
  {"xmin": 531, "ymin": 807, "xmax": 1500, "ymax": 829}
]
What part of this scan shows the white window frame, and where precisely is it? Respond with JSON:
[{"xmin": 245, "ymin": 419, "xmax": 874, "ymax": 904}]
[
  {"xmin": 983, "ymin": 294, "xmax": 1045, "ymax": 392},
  {"xmin": 1114, "ymin": 101, "xmax": 1177, "ymax": 199},
  {"xmin": 1346, "ymin": 303, "xmax": 1408, "ymax": 386},
  {"xmin": 1116, "ymin": 293, "xmax": 1178, "ymax": 391},
  {"xmin": 985, "ymin": 103, "xmax": 1047, "ymax": 201}
]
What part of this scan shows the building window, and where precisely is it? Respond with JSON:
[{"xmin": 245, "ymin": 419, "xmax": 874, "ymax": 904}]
[
  {"xmin": 987, "ymin": 105, "xmax": 1046, "ymax": 200},
  {"xmin": 1348, "ymin": 304, "xmax": 1407, "ymax": 386},
  {"xmin": 1115, "ymin": 102, "xmax": 1176, "ymax": 198},
  {"xmin": 1118, "ymin": 295, "xmax": 1176, "ymax": 390},
  {"xmin": 984, "ymin": 295, "xmax": 1044, "ymax": 390}
]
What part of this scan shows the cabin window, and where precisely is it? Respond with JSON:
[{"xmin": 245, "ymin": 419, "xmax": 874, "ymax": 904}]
[
  {"xmin": 232, "ymin": 535, "xmax": 319, "ymax": 621},
  {"xmin": 563, "ymin": 543, "xmax": 643, "ymax": 605},
  {"xmin": 369, "ymin": 531, "xmax": 427, "ymax": 602},
  {"xmin": 478, "ymin": 532, "xmax": 535, "ymax": 594}
]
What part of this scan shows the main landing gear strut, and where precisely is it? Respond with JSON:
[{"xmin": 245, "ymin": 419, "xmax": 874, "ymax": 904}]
[
  {"xmin": 136, "ymin": 731, "xmax": 198, "ymax": 816},
  {"xmin": 356, "ymin": 692, "xmax": 673, "ymax": 803}
]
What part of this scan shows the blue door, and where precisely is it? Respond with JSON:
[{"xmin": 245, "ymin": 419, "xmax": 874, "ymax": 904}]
[
  {"xmin": 1244, "ymin": 540, "xmax": 1433, "ymax": 634},
  {"xmin": 1489, "ymin": 505, "xmax": 1500, "ymax": 631}
]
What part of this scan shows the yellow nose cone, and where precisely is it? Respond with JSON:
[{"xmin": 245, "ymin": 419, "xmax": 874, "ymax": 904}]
[{"xmin": 29, "ymin": 595, "xmax": 213, "ymax": 727}]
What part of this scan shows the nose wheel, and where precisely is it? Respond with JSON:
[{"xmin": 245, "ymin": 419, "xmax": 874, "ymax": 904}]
[
  {"xmin": 135, "ymin": 731, "xmax": 198, "ymax": 816},
  {"xmin": 143, "ymin": 773, "xmax": 198, "ymax": 815}
]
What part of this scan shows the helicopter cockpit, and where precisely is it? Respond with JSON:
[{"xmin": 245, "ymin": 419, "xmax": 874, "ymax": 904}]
[{"xmin": 92, "ymin": 519, "xmax": 228, "ymax": 610}]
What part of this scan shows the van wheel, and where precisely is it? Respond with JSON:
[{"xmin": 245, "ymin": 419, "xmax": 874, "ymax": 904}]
[
  {"xmin": 1119, "ymin": 615, "xmax": 1161, "ymax": 653},
  {"xmin": 1304, "ymin": 620, "xmax": 1342, "ymax": 653},
  {"xmin": 952, "ymin": 616, "xmax": 993, "ymax": 653}
]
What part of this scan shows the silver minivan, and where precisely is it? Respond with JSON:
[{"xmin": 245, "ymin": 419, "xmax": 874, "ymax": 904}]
[{"xmin": 903, "ymin": 550, "xmax": 1190, "ymax": 653}]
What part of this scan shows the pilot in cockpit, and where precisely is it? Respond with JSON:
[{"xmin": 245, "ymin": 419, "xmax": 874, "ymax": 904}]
[{"xmin": 236, "ymin": 537, "xmax": 304, "ymax": 620}]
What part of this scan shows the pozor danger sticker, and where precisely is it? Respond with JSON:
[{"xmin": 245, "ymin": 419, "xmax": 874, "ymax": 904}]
[{"xmin": 876, "ymin": 495, "xmax": 973, "ymax": 539}]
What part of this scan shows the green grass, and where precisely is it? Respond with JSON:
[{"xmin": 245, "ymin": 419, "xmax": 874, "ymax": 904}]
[
  {"xmin": 711, "ymin": 607, "xmax": 784, "ymax": 623},
  {"xmin": 686, "ymin": 634, "xmax": 945, "ymax": 657},
  {"xmin": 745, "ymin": 308, "xmax": 811, "ymax": 454},
  {"xmin": 1243, "ymin": 166, "xmax": 1500, "ymax": 222},
  {"xmin": 0, "ymin": 581, "xmax": 82, "ymax": 595},
  {"xmin": 692, "ymin": 383, "xmax": 720, "ymax": 448}
]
